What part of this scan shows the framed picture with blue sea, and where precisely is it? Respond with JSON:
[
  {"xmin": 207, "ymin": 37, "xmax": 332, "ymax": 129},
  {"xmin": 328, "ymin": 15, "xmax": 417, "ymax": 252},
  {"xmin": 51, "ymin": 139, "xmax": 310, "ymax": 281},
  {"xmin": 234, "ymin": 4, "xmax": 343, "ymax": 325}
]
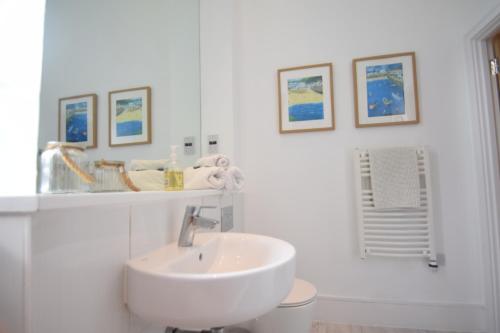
[
  {"xmin": 353, "ymin": 52, "xmax": 420, "ymax": 128},
  {"xmin": 278, "ymin": 63, "xmax": 334, "ymax": 133},
  {"xmin": 109, "ymin": 86, "xmax": 151, "ymax": 147},
  {"xmin": 58, "ymin": 94, "xmax": 97, "ymax": 148}
]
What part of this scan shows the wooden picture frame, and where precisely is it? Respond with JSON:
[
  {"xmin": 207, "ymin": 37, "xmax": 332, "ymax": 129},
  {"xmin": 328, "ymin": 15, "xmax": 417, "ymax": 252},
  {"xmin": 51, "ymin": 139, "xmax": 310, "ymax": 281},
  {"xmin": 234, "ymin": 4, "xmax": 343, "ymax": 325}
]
[
  {"xmin": 277, "ymin": 63, "xmax": 335, "ymax": 133},
  {"xmin": 58, "ymin": 93, "xmax": 97, "ymax": 148},
  {"xmin": 353, "ymin": 52, "xmax": 420, "ymax": 128},
  {"xmin": 108, "ymin": 86, "xmax": 152, "ymax": 147}
]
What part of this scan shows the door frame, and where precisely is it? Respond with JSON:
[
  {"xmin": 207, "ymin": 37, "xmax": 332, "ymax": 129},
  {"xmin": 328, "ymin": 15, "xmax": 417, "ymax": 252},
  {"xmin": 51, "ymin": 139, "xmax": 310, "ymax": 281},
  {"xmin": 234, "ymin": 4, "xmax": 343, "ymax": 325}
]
[{"xmin": 465, "ymin": 5, "xmax": 500, "ymax": 333}]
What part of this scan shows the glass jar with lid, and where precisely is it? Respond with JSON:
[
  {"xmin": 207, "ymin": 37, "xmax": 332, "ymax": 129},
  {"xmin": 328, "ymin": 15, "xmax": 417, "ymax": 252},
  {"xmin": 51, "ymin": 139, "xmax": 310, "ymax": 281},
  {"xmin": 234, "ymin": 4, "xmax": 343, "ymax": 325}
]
[
  {"xmin": 39, "ymin": 141, "xmax": 95, "ymax": 193},
  {"xmin": 91, "ymin": 160, "xmax": 139, "ymax": 192}
]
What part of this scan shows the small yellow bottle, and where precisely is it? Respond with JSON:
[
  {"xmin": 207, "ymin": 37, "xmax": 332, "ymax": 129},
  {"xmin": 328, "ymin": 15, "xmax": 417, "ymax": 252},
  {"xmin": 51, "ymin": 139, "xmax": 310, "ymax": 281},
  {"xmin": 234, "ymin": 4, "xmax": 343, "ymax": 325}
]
[{"xmin": 165, "ymin": 145, "xmax": 184, "ymax": 191}]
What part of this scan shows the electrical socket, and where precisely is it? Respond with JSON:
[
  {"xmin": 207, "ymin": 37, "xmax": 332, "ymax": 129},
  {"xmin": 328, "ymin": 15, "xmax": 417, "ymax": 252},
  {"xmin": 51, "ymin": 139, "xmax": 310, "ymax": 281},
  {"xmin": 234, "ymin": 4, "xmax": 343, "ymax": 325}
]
[
  {"xmin": 208, "ymin": 134, "xmax": 219, "ymax": 154},
  {"xmin": 184, "ymin": 136, "xmax": 195, "ymax": 155}
]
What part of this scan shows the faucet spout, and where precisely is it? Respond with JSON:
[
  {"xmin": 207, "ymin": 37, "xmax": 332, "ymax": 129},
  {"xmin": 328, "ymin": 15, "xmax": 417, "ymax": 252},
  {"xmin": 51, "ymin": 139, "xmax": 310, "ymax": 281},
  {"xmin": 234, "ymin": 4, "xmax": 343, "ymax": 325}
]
[{"xmin": 178, "ymin": 205, "xmax": 220, "ymax": 247}]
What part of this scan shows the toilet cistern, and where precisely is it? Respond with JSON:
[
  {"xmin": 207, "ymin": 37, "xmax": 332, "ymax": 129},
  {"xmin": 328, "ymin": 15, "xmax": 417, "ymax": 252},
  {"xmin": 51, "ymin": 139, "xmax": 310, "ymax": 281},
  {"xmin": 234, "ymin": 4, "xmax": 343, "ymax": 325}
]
[{"xmin": 178, "ymin": 205, "xmax": 220, "ymax": 247}]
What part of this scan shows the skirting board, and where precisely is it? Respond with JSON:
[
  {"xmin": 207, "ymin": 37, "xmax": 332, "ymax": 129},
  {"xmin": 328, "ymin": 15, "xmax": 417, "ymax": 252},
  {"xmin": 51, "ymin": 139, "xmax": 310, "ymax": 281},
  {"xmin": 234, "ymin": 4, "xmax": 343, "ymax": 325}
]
[{"xmin": 314, "ymin": 294, "xmax": 486, "ymax": 333}]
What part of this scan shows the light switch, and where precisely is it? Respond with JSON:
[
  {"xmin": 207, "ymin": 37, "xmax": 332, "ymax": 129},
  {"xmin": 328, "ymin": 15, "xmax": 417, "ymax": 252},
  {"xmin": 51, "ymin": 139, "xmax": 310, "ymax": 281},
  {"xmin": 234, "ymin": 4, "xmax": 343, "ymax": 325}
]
[
  {"xmin": 208, "ymin": 134, "xmax": 219, "ymax": 154},
  {"xmin": 184, "ymin": 136, "xmax": 195, "ymax": 155}
]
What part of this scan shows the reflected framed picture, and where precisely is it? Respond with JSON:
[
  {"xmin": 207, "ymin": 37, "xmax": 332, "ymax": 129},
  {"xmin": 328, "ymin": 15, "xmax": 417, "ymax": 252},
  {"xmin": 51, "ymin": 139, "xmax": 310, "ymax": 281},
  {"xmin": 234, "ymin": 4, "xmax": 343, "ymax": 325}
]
[
  {"xmin": 109, "ymin": 86, "xmax": 151, "ymax": 147},
  {"xmin": 353, "ymin": 52, "xmax": 420, "ymax": 128},
  {"xmin": 58, "ymin": 94, "xmax": 97, "ymax": 148},
  {"xmin": 277, "ymin": 63, "xmax": 334, "ymax": 133}
]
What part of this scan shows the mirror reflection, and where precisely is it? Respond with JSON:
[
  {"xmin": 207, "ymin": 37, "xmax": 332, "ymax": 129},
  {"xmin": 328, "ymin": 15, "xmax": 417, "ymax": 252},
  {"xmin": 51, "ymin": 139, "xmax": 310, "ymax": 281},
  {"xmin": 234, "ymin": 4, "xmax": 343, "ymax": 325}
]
[{"xmin": 38, "ymin": 0, "xmax": 201, "ymax": 167}]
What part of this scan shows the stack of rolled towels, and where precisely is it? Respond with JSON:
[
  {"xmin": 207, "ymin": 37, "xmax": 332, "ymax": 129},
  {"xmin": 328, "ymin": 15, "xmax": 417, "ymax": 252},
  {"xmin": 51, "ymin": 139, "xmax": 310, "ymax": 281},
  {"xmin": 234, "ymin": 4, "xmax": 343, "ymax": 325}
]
[
  {"xmin": 127, "ymin": 154, "xmax": 244, "ymax": 192},
  {"xmin": 184, "ymin": 154, "xmax": 245, "ymax": 191}
]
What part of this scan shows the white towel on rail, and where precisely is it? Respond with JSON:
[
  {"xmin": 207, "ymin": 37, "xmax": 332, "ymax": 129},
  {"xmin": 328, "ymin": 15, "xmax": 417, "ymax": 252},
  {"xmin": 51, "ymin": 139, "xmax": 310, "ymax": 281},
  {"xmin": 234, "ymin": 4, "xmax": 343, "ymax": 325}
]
[{"xmin": 369, "ymin": 147, "xmax": 420, "ymax": 209}]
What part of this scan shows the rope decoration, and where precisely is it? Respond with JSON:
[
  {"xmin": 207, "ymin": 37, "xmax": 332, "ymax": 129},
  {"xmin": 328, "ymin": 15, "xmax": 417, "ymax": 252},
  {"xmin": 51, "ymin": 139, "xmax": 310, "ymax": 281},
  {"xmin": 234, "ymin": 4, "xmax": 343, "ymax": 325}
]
[{"xmin": 119, "ymin": 166, "xmax": 140, "ymax": 192}]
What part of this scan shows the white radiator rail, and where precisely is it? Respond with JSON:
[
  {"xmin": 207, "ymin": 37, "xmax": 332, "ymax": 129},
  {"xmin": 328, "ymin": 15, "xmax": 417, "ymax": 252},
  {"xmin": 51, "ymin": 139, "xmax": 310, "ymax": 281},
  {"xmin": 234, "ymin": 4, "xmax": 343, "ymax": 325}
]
[{"xmin": 353, "ymin": 147, "xmax": 438, "ymax": 267}]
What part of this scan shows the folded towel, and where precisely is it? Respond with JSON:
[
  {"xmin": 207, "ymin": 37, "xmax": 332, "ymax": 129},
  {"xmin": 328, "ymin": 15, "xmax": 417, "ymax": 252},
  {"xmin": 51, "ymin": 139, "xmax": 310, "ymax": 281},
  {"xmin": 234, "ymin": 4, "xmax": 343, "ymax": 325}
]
[
  {"xmin": 184, "ymin": 166, "xmax": 225, "ymax": 190},
  {"xmin": 195, "ymin": 154, "xmax": 230, "ymax": 168},
  {"xmin": 223, "ymin": 166, "xmax": 245, "ymax": 192},
  {"xmin": 369, "ymin": 147, "xmax": 420, "ymax": 209},
  {"xmin": 130, "ymin": 159, "xmax": 168, "ymax": 171},
  {"xmin": 128, "ymin": 170, "xmax": 164, "ymax": 191}
]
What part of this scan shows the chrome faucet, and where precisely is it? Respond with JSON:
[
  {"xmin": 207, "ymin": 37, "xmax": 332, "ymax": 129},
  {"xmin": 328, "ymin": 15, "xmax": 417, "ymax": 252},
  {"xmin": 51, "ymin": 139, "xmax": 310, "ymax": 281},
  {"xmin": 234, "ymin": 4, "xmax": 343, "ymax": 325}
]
[{"xmin": 178, "ymin": 205, "xmax": 220, "ymax": 247}]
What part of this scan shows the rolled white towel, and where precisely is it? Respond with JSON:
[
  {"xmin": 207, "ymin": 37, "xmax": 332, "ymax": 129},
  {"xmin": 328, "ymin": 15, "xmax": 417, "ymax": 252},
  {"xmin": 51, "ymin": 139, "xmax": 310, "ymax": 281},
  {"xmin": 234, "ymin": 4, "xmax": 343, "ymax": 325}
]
[
  {"xmin": 195, "ymin": 154, "xmax": 230, "ymax": 168},
  {"xmin": 128, "ymin": 170, "xmax": 164, "ymax": 191},
  {"xmin": 130, "ymin": 159, "xmax": 168, "ymax": 171},
  {"xmin": 184, "ymin": 166, "xmax": 225, "ymax": 190},
  {"xmin": 223, "ymin": 166, "xmax": 245, "ymax": 192}
]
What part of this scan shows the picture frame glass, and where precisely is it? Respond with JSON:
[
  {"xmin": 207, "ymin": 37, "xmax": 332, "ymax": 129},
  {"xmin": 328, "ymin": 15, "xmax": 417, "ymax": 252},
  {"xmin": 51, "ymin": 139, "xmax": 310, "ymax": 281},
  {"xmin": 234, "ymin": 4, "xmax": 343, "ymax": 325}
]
[
  {"xmin": 59, "ymin": 95, "xmax": 95, "ymax": 148},
  {"xmin": 354, "ymin": 53, "xmax": 418, "ymax": 127},
  {"xmin": 279, "ymin": 64, "xmax": 334, "ymax": 133},
  {"xmin": 110, "ymin": 88, "xmax": 150, "ymax": 146}
]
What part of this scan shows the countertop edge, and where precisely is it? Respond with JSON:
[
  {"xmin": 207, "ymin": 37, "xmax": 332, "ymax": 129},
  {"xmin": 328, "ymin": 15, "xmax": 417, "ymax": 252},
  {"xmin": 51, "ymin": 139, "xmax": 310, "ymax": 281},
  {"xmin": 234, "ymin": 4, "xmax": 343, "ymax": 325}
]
[
  {"xmin": 0, "ymin": 190, "xmax": 224, "ymax": 213},
  {"xmin": 0, "ymin": 196, "xmax": 39, "ymax": 213}
]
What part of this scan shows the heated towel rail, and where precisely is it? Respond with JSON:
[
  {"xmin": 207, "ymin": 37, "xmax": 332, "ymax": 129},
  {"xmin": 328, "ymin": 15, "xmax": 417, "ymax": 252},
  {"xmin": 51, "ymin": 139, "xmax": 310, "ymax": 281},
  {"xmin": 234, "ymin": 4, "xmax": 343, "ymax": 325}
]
[{"xmin": 353, "ymin": 147, "xmax": 438, "ymax": 267}]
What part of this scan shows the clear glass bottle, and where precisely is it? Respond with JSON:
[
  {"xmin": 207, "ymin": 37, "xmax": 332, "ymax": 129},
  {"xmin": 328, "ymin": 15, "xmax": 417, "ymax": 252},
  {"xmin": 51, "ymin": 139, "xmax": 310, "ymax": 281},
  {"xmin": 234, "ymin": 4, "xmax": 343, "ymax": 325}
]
[{"xmin": 39, "ymin": 141, "xmax": 94, "ymax": 193}]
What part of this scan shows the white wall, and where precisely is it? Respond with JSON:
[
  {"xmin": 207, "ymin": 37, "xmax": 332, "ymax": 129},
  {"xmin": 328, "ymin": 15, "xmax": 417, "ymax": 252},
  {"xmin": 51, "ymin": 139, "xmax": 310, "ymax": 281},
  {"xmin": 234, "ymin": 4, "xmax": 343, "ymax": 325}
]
[
  {"xmin": 200, "ymin": 0, "xmax": 235, "ymax": 159},
  {"xmin": 39, "ymin": 0, "xmax": 201, "ymax": 166},
  {"xmin": 233, "ymin": 0, "xmax": 499, "ymax": 331}
]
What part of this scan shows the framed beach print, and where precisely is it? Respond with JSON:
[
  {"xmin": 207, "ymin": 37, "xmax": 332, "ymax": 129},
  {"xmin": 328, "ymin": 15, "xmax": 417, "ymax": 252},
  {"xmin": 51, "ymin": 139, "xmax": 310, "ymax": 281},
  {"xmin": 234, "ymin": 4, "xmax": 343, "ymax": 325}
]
[
  {"xmin": 109, "ymin": 86, "xmax": 151, "ymax": 147},
  {"xmin": 278, "ymin": 63, "xmax": 334, "ymax": 133},
  {"xmin": 58, "ymin": 94, "xmax": 97, "ymax": 148},
  {"xmin": 353, "ymin": 52, "xmax": 420, "ymax": 128}
]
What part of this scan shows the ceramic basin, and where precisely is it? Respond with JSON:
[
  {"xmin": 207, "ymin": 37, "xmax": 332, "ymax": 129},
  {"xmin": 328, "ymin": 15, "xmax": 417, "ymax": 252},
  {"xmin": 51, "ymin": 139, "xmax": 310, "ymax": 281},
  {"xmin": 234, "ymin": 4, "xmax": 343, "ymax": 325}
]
[{"xmin": 125, "ymin": 232, "xmax": 295, "ymax": 330}]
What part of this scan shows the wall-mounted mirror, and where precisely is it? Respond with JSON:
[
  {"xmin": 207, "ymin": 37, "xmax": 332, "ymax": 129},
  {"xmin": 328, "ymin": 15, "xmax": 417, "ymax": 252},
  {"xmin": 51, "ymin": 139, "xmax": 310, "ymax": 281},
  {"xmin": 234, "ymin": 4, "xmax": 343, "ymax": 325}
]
[{"xmin": 38, "ymin": 0, "xmax": 201, "ymax": 166}]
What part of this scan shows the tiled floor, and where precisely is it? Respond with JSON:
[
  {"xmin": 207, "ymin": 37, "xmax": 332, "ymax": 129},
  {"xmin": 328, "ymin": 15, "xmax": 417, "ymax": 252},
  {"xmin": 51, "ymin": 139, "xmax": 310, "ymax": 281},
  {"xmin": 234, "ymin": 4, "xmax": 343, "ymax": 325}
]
[{"xmin": 311, "ymin": 322, "xmax": 465, "ymax": 333}]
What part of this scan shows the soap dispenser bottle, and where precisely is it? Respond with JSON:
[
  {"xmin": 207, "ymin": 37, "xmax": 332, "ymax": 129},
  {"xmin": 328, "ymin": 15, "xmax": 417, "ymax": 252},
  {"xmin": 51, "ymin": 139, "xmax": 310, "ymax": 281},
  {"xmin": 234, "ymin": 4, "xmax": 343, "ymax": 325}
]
[{"xmin": 165, "ymin": 145, "xmax": 184, "ymax": 191}]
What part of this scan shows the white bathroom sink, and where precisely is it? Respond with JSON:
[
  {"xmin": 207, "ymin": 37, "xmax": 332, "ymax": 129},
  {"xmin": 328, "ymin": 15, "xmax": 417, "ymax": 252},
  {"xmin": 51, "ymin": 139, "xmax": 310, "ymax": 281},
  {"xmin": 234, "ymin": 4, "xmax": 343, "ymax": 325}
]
[{"xmin": 125, "ymin": 232, "xmax": 296, "ymax": 330}]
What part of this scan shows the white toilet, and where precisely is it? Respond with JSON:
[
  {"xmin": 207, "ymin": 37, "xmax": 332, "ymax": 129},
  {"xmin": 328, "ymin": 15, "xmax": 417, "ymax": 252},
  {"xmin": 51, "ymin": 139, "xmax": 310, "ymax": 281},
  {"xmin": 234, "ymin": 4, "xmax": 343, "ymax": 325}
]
[{"xmin": 250, "ymin": 278, "xmax": 317, "ymax": 333}]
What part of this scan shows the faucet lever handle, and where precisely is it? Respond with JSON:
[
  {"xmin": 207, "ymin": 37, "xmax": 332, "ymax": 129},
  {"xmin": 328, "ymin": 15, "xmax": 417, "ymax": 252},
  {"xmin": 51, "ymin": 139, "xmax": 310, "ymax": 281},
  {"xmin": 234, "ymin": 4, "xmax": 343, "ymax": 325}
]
[
  {"xmin": 193, "ymin": 215, "xmax": 220, "ymax": 229},
  {"xmin": 194, "ymin": 205, "xmax": 216, "ymax": 216}
]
